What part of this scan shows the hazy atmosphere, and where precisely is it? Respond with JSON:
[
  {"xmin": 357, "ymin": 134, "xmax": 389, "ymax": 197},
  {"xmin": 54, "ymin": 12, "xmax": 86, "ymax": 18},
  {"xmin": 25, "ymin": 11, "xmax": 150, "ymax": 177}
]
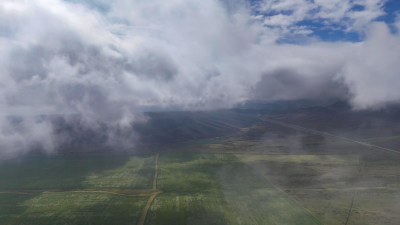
[
  {"xmin": 1, "ymin": 1, "xmax": 400, "ymax": 225},
  {"xmin": 1, "ymin": 0, "xmax": 399, "ymax": 158}
]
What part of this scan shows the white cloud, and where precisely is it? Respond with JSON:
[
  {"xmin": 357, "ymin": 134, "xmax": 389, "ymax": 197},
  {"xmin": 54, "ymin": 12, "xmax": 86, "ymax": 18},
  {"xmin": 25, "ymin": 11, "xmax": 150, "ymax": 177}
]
[
  {"xmin": 258, "ymin": 0, "xmax": 386, "ymax": 35},
  {"xmin": 342, "ymin": 21, "xmax": 400, "ymax": 109},
  {"xmin": 0, "ymin": 0, "xmax": 398, "ymax": 157}
]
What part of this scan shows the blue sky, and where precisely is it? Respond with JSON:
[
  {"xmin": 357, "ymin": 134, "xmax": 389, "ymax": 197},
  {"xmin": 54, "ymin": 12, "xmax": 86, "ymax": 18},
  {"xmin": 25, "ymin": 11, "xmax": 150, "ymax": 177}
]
[
  {"xmin": 61, "ymin": 0, "xmax": 400, "ymax": 43},
  {"xmin": 249, "ymin": 0, "xmax": 400, "ymax": 42},
  {"xmin": 57, "ymin": 0, "xmax": 400, "ymax": 44}
]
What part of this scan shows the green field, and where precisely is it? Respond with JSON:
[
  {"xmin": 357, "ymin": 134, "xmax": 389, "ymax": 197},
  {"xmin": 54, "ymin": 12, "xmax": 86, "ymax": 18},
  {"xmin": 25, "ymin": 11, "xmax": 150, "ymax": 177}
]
[
  {"xmin": 1, "ymin": 143, "xmax": 400, "ymax": 224},
  {"xmin": 0, "ymin": 154, "xmax": 156, "ymax": 225},
  {"xmin": 148, "ymin": 153, "xmax": 321, "ymax": 225},
  {"xmin": 0, "ymin": 154, "xmax": 155, "ymax": 190},
  {"xmin": 0, "ymin": 192, "xmax": 148, "ymax": 225},
  {"xmin": 235, "ymin": 152, "xmax": 400, "ymax": 225}
]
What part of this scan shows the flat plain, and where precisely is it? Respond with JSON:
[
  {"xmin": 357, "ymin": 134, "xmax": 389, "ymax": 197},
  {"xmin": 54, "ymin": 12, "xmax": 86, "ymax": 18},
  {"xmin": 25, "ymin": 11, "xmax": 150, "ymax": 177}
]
[
  {"xmin": 2, "ymin": 146, "xmax": 399, "ymax": 225},
  {"xmin": 1, "ymin": 103, "xmax": 400, "ymax": 225}
]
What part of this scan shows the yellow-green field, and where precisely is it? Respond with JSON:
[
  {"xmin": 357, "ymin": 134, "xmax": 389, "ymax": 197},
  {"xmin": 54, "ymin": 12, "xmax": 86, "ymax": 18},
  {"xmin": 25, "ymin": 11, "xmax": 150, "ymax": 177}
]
[{"xmin": 0, "ymin": 149, "xmax": 399, "ymax": 225}]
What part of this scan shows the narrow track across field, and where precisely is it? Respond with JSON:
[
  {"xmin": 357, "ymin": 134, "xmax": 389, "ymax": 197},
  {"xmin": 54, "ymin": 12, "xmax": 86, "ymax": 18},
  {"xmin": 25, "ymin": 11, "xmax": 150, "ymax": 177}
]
[{"xmin": 137, "ymin": 153, "xmax": 160, "ymax": 225}]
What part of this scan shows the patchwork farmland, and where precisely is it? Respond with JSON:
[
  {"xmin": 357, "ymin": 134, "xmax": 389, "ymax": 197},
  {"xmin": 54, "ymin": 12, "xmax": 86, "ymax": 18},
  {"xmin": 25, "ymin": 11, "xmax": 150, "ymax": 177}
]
[{"xmin": 1, "ymin": 103, "xmax": 400, "ymax": 225}]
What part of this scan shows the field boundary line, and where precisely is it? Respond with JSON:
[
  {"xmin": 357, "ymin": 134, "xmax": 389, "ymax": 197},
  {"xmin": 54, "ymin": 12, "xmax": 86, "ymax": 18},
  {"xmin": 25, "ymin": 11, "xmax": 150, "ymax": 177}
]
[{"xmin": 137, "ymin": 153, "xmax": 161, "ymax": 225}]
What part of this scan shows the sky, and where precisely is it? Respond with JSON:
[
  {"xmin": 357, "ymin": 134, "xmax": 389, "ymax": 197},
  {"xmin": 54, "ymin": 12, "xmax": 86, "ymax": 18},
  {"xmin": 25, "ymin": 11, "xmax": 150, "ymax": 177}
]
[{"xmin": 0, "ymin": 0, "xmax": 399, "ymax": 158}]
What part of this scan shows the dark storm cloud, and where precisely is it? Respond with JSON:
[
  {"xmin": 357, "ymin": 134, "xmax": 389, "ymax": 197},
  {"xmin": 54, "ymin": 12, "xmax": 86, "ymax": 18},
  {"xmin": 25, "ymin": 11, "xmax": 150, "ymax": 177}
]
[{"xmin": 251, "ymin": 68, "xmax": 350, "ymax": 101}]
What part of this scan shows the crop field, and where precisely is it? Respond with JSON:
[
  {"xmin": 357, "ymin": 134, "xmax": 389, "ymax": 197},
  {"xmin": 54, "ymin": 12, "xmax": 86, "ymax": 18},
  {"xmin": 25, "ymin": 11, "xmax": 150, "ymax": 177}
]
[
  {"xmin": 1, "ymin": 136, "xmax": 400, "ymax": 224},
  {"xmin": 0, "ymin": 193, "xmax": 148, "ymax": 225},
  {"xmin": 0, "ymin": 154, "xmax": 155, "ymax": 190},
  {"xmin": 236, "ymin": 152, "xmax": 400, "ymax": 225},
  {"xmin": 0, "ymin": 154, "xmax": 157, "ymax": 225},
  {"xmin": 147, "ymin": 153, "xmax": 321, "ymax": 225},
  {"xmin": 0, "ymin": 152, "xmax": 324, "ymax": 225}
]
